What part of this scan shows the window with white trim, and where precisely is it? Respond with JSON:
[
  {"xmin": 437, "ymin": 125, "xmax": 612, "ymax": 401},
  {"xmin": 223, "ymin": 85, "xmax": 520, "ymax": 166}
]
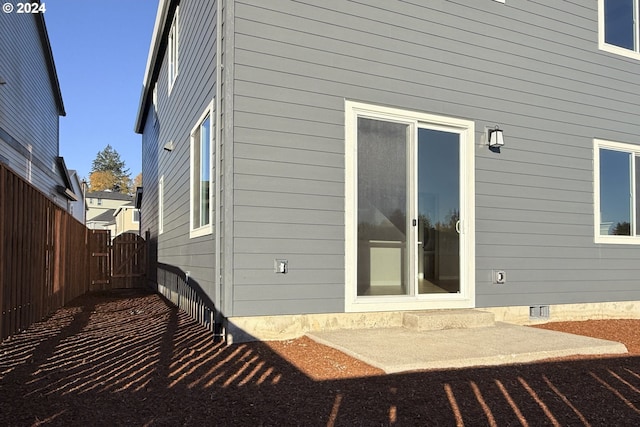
[
  {"xmin": 167, "ymin": 7, "xmax": 179, "ymax": 93},
  {"xmin": 132, "ymin": 209, "xmax": 140, "ymax": 223},
  {"xmin": 598, "ymin": 0, "xmax": 640, "ymax": 60},
  {"xmin": 190, "ymin": 103, "xmax": 214, "ymax": 238},
  {"xmin": 152, "ymin": 83, "xmax": 158, "ymax": 125},
  {"xmin": 594, "ymin": 139, "xmax": 640, "ymax": 243}
]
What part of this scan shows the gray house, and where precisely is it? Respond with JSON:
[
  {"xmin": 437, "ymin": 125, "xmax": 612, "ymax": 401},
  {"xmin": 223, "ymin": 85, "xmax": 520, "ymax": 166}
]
[
  {"xmin": 136, "ymin": 0, "xmax": 640, "ymax": 342},
  {"xmin": 0, "ymin": 11, "xmax": 77, "ymax": 209}
]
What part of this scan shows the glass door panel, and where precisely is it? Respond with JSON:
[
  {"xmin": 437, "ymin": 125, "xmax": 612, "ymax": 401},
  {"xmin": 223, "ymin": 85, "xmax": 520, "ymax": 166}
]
[
  {"xmin": 417, "ymin": 128, "xmax": 460, "ymax": 294},
  {"xmin": 357, "ymin": 118, "xmax": 409, "ymax": 296}
]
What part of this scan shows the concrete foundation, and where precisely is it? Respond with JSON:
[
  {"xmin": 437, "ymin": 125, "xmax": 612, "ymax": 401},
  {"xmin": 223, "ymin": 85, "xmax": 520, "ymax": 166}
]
[
  {"xmin": 226, "ymin": 311, "xmax": 404, "ymax": 344},
  {"xmin": 484, "ymin": 301, "xmax": 640, "ymax": 325},
  {"xmin": 226, "ymin": 300, "xmax": 640, "ymax": 343}
]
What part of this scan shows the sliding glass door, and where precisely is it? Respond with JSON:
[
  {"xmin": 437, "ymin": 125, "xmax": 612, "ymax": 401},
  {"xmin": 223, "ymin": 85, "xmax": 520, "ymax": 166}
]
[
  {"xmin": 416, "ymin": 128, "xmax": 460, "ymax": 295},
  {"xmin": 347, "ymin": 102, "xmax": 473, "ymax": 309},
  {"xmin": 356, "ymin": 118, "xmax": 410, "ymax": 296}
]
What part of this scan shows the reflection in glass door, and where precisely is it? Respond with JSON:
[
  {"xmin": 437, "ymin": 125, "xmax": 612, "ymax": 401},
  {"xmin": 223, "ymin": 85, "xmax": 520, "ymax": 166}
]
[
  {"xmin": 356, "ymin": 118, "xmax": 409, "ymax": 296},
  {"xmin": 416, "ymin": 129, "xmax": 460, "ymax": 294},
  {"xmin": 355, "ymin": 117, "xmax": 463, "ymax": 297}
]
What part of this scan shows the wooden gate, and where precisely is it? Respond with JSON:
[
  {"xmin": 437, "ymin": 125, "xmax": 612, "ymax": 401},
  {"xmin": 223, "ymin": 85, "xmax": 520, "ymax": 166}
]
[
  {"xmin": 111, "ymin": 233, "xmax": 146, "ymax": 289},
  {"xmin": 89, "ymin": 230, "xmax": 111, "ymax": 290},
  {"xmin": 89, "ymin": 231, "xmax": 146, "ymax": 291}
]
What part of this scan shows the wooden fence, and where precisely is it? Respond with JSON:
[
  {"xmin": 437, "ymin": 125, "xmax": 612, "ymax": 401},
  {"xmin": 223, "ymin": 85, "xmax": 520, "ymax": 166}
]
[{"xmin": 0, "ymin": 163, "xmax": 90, "ymax": 341}]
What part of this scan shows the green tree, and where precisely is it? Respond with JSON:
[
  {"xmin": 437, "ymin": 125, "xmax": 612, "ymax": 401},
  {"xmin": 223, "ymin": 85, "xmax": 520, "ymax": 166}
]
[{"xmin": 90, "ymin": 145, "xmax": 131, "ymax": 193}]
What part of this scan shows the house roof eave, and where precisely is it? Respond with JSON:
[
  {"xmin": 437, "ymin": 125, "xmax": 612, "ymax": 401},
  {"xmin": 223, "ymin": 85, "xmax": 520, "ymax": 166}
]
[
  {"xmin": 55, "ymin": 157, "xmax": 78, "ymax": 200},
  {"xmin": 35, "ymin": 15, "xmax": 65, "ymax": 117},
  {"xmin": 134, "ymin": 0, "xmax": 174, "ymax": 134},
  {"xmin": 86, "ymin": 190, "xmax": 134, "ymax": 201}
]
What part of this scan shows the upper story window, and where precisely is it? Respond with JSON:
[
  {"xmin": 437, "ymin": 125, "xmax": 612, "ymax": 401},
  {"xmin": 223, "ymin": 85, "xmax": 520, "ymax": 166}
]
[
  {"xmin": 594, "ymin": 139, "xmax": 640, "ymax": 244},
  {"xmin": 599, "ymin": 0, "xmax": 640, "ymax": 60},
  {"xmin": 168, "ymin": 7, "xmax": 179, "ymax": 94},
  {"xmin": 152, "ymin": 83, "xmax": 158, "ymax": 125},
  {"xmin": 132, "ymin": 209, "xmax": 140, "ymax": 223},
  {"xmin": 190, "ymin": 102, "xmax": 215, "ymax": 238}
]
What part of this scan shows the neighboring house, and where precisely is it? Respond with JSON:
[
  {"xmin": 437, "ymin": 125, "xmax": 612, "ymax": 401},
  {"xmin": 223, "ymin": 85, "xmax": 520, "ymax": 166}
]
[
  {"xmin": 136, "ymin": 0, "xmax": 640, "ymax": 341},
  {"xmin": 68, "ymin": 170, "xmax": 87, "ymax": 224},
  {"xmin": 86, "ymin": 190, "xmax": 134, "ymax": 222},
  {"xmin": 86, "ymin": 209, "xmax": 116, "ymax": 234},
  {"xmin": 86, "ymin": 190, "xmax": 137, "ymax": 237},
  {"xmin": 85, "ymin": 200, "xmax": 139, "ymax": 238},
  {"xmin": 114, "ymin": 202, "xmax": 140, "ymax": 237},
  {"xmin": 0, "ymin": 11, "xmax": 77, "ymax": 209}
]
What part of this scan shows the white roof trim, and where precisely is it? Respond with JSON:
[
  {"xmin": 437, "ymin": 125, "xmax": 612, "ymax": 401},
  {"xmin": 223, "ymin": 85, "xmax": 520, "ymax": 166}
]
[{"xmin": 134, "ymin": 0, "xmax": 172, "ymax": 133}]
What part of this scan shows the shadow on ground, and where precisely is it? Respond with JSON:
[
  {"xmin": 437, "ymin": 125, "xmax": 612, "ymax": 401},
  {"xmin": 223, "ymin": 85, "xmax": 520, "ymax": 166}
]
[{"xmin": 1, "ymin": 290, "xmax": 640, "ymax": 426}]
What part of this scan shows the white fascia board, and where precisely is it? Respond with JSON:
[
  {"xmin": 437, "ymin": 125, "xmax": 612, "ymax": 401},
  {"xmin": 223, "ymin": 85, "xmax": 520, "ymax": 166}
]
[{"xmin": 135, "ymin": 0, "xmax": 172, "ymax": 133}]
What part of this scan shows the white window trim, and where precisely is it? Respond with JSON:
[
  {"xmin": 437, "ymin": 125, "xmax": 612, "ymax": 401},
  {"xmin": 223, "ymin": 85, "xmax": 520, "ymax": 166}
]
[
  {"xmin": 26, "ymin": 144, "xmax": 32, "ymax": 183},
  {"xmin": 167, "ymin": 6, "xmax": 179, "ymax": 95},
  {"xmin": 189, "ymin": 101, "xmax": 214, "ymax": 239},
  {"xmin": 598, "ymin": 0, "xmax": 640, "ymax": 60},
  {"xmin": 158, "ymin": 175, "xmax": 164, "ymax": 234},
  {"xmin": 152, "ymin": 83, "xmax": 158, "ymax": 126},
  {"xmin": 344, "ymin": 100, "xmax": 475, "ymax": 313},
  {"xmin": 594, "ymin": 138, "xmax": 640, "ymax": 244},
  {"xmin": 132, "ymin": 209, "xmax": 140, "ymax": 224}
]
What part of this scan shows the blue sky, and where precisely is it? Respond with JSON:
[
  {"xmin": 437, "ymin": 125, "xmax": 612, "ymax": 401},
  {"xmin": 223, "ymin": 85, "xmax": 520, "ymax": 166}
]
[{"xmin": 45, "ymin": 0, "xmax": 158, "ymax": 181}]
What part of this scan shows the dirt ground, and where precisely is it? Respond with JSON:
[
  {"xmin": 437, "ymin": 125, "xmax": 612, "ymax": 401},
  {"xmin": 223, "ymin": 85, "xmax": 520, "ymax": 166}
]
[{"xmin": 3, "ymin": 289, "xmax": 640, "ymax": 426}]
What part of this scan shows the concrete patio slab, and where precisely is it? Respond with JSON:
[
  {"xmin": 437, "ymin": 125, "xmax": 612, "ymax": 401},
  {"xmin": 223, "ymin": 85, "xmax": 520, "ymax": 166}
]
[{"xmin": 307, "ymin": 322, "xmax": 628, "ymax": 373}]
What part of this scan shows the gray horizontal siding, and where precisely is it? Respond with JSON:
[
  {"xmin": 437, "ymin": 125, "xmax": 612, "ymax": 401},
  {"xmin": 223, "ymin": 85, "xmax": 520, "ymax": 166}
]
[
  {"xmin": 235, "ymin": 237, "xmax": 343, "ymax": 255},
  {"xmin": 235, "ymin": 206, "xmax": 343, "ymax": 225},
  {"xmin": 230, "ymin": 0, "xmax": 640, "ymax": 315},
  {"xmin": 477, "ymin": 244, "xmax": 640, "ymax": 260},
  {"xmin": 234, "ymin": 253, "xmax": 344, "ymax": 270},
  {"xmin": 235, "ymin": 174, "xmax": 343, "ymax": 196},
  {"xmin": 235, "ymin": 271, "xmax": 344, "ymax": 287},
  {"xmin": 232, "ymin": 2, "xmax": 640, "ymax": 116},
  {"xmin": 234, "ymin": 222, "xmax": 343, "ymax": 240},
  {"xmin": 140, "ymin": 104, "xmax": 159, "ymax": 237},
  {"xmin": 233, "ymin": 298, "xmax": 344, "ymax": 316},
  {"xmin": 235, "ymin": 190, "xmax": 343, "ymax": 212},
  {"xmin": 235, "ymin": 157, "xmax": 342, "ymax": 182},
  {"xmin": 140, "ymin": 0, "xmax": 219, "ymax": 302},
  {"xmin": 0, "ymin": 13, "xmax": 63, "ymax": 201}
]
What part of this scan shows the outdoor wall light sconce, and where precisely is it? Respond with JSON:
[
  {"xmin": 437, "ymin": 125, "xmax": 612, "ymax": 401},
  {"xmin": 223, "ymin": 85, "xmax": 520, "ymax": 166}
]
[
  {"xmin": 163, "ymin": 141, "xmax": 174, "ymax": 152},
  {"xmin": 487, "ymin": 126, "xmax": 504, "ymax": 148}
]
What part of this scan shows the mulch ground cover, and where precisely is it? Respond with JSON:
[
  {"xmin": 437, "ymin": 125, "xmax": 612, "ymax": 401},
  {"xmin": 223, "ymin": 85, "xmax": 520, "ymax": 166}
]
[{"xmin": 2, "ymin": 289, "xmax": 640, "ymax": 426}]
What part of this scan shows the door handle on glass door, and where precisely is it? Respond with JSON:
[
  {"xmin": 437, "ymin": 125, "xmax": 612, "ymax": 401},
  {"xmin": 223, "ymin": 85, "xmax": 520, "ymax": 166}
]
[{"xmin": 455, "ymin": 220, "xmax": 461, "ymax": 234}]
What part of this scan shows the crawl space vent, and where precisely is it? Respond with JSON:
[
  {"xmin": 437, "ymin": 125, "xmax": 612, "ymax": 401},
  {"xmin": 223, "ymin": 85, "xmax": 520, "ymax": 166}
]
[{"xmin": 529, "ymin": 305, "xmax": 550, "ymax": 320}]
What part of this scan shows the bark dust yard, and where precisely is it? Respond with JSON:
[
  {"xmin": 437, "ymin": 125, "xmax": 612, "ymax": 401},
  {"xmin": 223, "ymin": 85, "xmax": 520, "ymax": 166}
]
[{"xmin": 2, "ymin": 289, "xmax": 640, "ymax": 426}]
